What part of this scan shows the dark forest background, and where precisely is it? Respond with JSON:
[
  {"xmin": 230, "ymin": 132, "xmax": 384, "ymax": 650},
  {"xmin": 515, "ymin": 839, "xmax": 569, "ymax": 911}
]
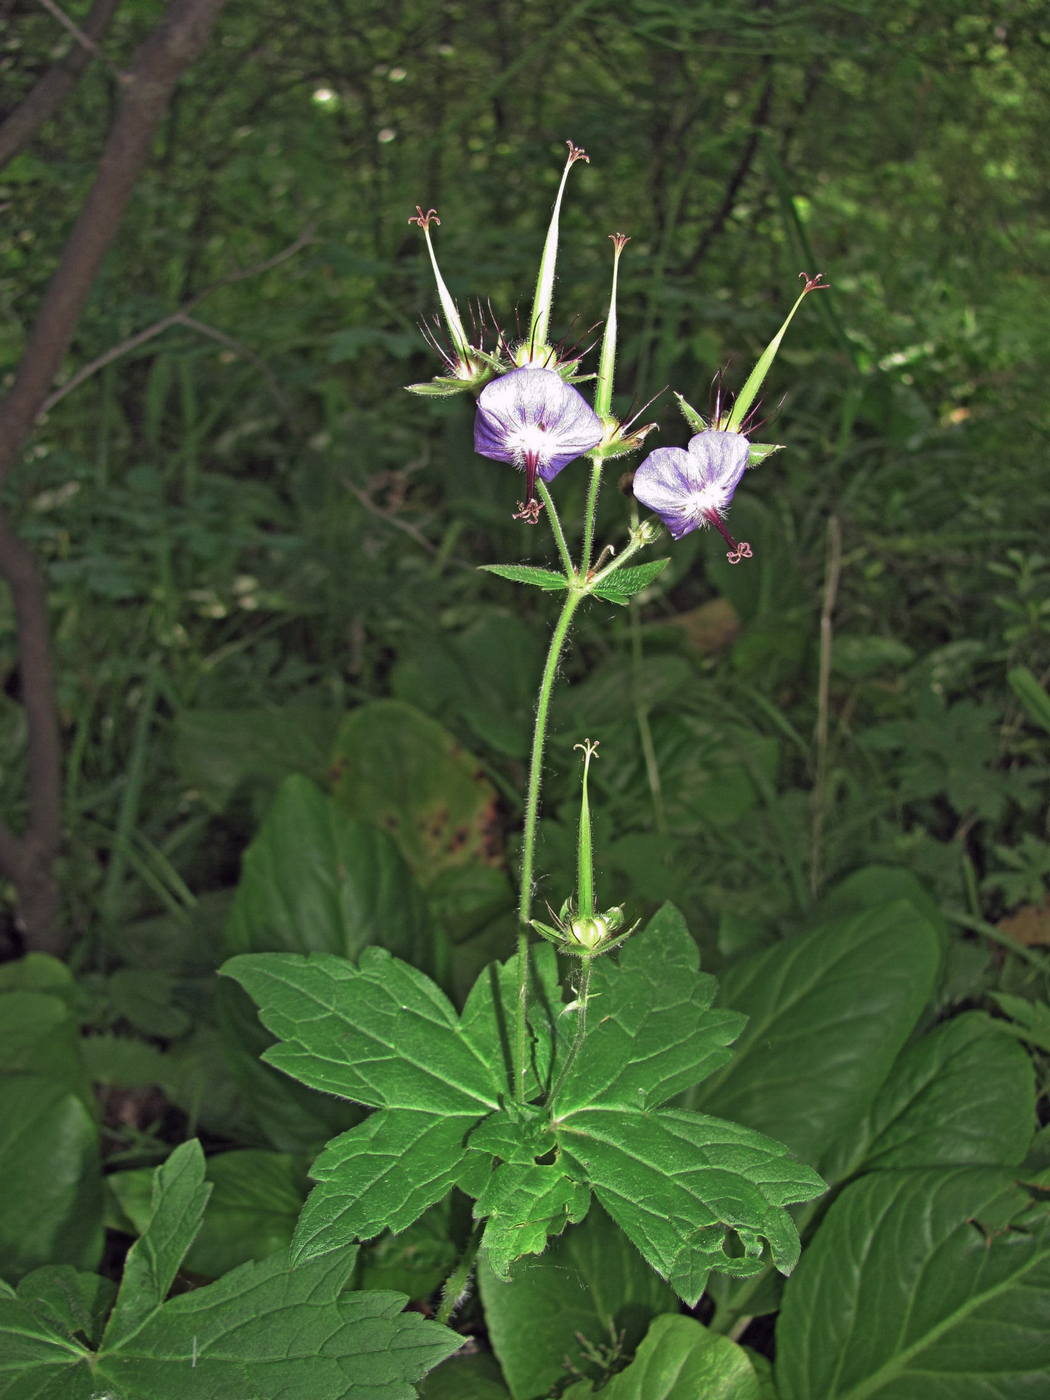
[{"xmin": 0, "ymin": 4, "xmax": 1048, "ymax": 1380}]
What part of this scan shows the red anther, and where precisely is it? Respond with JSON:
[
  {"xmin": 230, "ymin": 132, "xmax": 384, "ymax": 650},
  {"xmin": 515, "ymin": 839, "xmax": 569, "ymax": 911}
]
[
  {"xmin": 513, "ymin": 498, "xmax": 544, "ymax": 525},
  {"xmin": 799, "ymin": 271, "xmax": 829, "ymax": 293},
  {"xmin": 409, "ymin": 206, "xmax": 440, "ymax": 230}
]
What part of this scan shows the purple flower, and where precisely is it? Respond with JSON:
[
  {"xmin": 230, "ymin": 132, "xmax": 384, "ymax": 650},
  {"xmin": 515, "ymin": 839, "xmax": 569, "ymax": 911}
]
[
  {"xmin": 474, "ymin": 367, "xmax": 603, "ymax": 522},
  {"xmin": 632, "ymin": 430, "xmax": 753, "ymax": 563}
]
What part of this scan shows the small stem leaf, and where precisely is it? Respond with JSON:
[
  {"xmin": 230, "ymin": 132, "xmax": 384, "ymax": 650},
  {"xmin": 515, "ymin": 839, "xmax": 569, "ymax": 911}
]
[
  {"xmin": 591, "ymin": 559, "xmax": 670, "ymax": 603},
  {"xmin": 480, "ymin": 563, "xmax": 571, "ymax": 591}
]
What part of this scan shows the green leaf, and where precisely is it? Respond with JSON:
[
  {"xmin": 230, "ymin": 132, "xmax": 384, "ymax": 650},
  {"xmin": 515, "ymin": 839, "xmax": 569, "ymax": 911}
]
[
  {"xmin": 356, "ymin": 1197, "xmax": 458, "ymax": 1298},
  {"xmin": 222, "ymin": 947, "xmax": 508, "ymax": 1259},
  {"xmin": 224, "ymin": 773, "xmax": 430, "ymax": 964},
  {"xmin": 108, "ymin": 1150, "xmax": 309, "ymax": 1280},
  {"xmin": 0, "ymin": 1076, "xmax": 103, "ymax": 1284},
  {"xmin": 1008, "ymin": 665, "xmax": 1050, "ymax": 737},
  {"xmin": 104, "ymin": 1140, "xmax": 212, "ymax": 1347},
  {"xmin": 11, "ymin": 1267, "xmax": 114, "ymax": 1351},
  {"xmin": 555, "ymin": 1108, "xmax": 825, "ymax": 1307},
  {"xmin": 746, "ymin": 442, "xmax": 782, "ymax": 468},
  {"xmin": 420, "ymin": 1352, "xmax": 511, "ymax": 1399},
  {"xmin": 295, "ymin": 1109, "xmax": 476, "ymax": 1258},
  {"xmin": 329, "ymin": 700, "xmax": 500, "ymax": 885},
  {"xmin": 598, "ymin": 1314, "xmax": 761, "ymax": 1400},
  {"xmin": 1, "ymin": 1144, "xmax": 460, "ymax": 1398},
  {"xmin": 478, "ymin": 1204, "xmax": 675, "ymax": 1399},
  {"xmin": 173, "ymin": 705, "xmax": 340, "ymax": 813},
  {"xmin": 475, "ymin": 1165, "xmax": 590, "ymax": 1278},
  {"xmin": 775, "ymin": 1169, "xmax": 1050, "ymax": 1399},
  {"xmin": 405, "ymin": 377, "xmax": 475, "ymax": 396},
  {"xmin": 552, "ymin": 904, "xmax": 746, "ymax": 1115},
  {"xmin": 591, "ymin": 558, "xmax": 670, "ymax": 603},
  {"xmin": 989, "ymin": 992, "xmax": 1050, "ymax": 1054},
  {"xmin": 220, "ymin": 774, "xmax": 429, "ymax": 1151},
  {"xmin": 821, "ymin": 1011, "xmax": 1036, "ymax": 1183},
  {"xmin": 694, "ymin": 901, "xmax": 942, "ymax": 1173},
  {"xmin": 479, "ymin": 563, "xmax": 570, "ymax": 591}
]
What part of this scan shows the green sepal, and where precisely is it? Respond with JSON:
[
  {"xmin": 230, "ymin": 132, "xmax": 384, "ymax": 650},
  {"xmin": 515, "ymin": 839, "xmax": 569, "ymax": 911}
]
[
  {"xmin": 591, "ymin": 559, "xmax": 670, "ymax": 604},
  {"xmin": 747, "ymin": 442, "xmax": 783, "ymax": 467},
  {"xmin": 405, "ymin": 377, "xmax": 476, "ymax": 398},
  {"xmin": 675, "ymin": 392, "xmax": 708, "ymax": 432},
  {"xmin": 480, "ymin": 564, "xmax": 571, "ymax": 592}
]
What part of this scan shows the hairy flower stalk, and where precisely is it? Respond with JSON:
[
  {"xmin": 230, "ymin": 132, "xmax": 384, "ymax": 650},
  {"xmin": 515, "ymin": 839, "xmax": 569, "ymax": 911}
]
[
  {"xmin": 407, "ymin": 207, "xmax": 475, "ymax": 379},
  {"xmin": 474, "ymin": 367, "xmax": 602, "ymax": 522},
  {"xmin": 633, "ymin": 429, "xmax": 753, "ymax": 563}
]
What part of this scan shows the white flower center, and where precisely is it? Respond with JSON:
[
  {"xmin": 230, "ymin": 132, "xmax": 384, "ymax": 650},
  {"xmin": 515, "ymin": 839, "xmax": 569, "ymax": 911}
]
[{"xmin": 505, "ymin": 423, "xmax": 551, "ymax": 465}]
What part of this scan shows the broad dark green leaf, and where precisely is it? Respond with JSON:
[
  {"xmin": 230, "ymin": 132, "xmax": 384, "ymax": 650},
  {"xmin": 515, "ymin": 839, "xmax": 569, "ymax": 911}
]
[
  {"xmin": 775, "ymin": 1168, "xmax": 1050, "ymax": 1399},
  {"xmin": 478, "ymin": 1204, "xmax": 675, "ymax": 1400},
  {"xmin": 224, "ymin": 773, "xmax": 430, "ymax": 964},
  {"xmin": 173, "ymin": 705, "xmax": 340, "ymax": 813},
  {"xmin": 479, "ymin": 563, "xmax": 569, "ymax": 591},
  {"xmin": 420, "ymin": 1353, "xmax": 510, "ymax": 1399},
  {"xmin": 821, "ymin": 1011, "xmax": 1036, "ymax": 1183},
  {"xmin": 329, "ymin": 700, "xmax": 501, "ymax": 885},
  {"xmin": 220, "ymin": 774, "xmax": 430, "ymax": 1150},
  {"xmin": 0, "ymin": 1076, "xmax": 103, "ymax": 1284},
  {"xmin": 694, "ymin": 901, "xmax": 941, "ymax": 1172},
  {"xmin": 595, "ymin": 1314, "xmax": 760, "ymax": 1400},
  {"xmin": 222, "ymin": 947, "xmax": 516, "ymax": 1259}
]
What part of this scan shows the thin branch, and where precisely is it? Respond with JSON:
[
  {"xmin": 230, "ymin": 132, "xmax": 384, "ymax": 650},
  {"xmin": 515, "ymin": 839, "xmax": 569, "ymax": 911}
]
[
  {"xmin": 810, "ymin": 514, "xmax": 843, "ymax": 897},
  {"xmin": 0, "ymin": 0, "xmax": 229, "ymax": 490},
  {"xmin": 40, "ymin": 228, "xmax": 313, "ymax": 415},
  {"xmin": 683, "ymin": 68, "xmax": 775, "ymax": 275},
  {"xmin": 0, "ymin": 0, "xmax": 122, "ymax": 170},
  {"xmin": 33, "ymin": 0, "xmax": 126, "ymax": 79},
  {"xmin": 0, "ymin": 0, "xmax": 228, "ymax": 955}
]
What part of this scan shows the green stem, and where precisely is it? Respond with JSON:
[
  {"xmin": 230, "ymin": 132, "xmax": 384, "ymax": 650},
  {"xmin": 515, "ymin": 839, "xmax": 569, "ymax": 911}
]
[
  {"xmin": 435, "ymin": 1220, "xmax": 483, "ymax": 1326},
  {"xmin": 515, "ymin": 587, "xmax": 585, "ymax": 1101},
  {"xmin": 578, "ymin": 456, "xmax": 604, "ymax": 576},
  {"xmin": 548, "ymin": 958, "xmax": 592, "ymax": 1106},
  {"xmin": 537, "ymin": 479, "xmax": 575, "ymax": 580}
]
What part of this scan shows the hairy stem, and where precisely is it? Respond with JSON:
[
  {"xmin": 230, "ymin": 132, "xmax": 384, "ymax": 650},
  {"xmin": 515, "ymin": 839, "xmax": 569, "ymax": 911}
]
[
  {"xmin": 515, "ymin": 588, "xmax": 584, "ymax": 1101},
  {"xmin": 578, "ymin": 457, "xmax": 604, "ymax": 576},
  {"xmin": 536, "ymin": 479, "xmax": 575, "ymax": 580},
  {"xmin": 435, "ymin": 1220, "xmax": 483, "ymax": 1326},
  {"xmin": 548, "ymin": 958, "xmax": 592, "ymax": 1105}
]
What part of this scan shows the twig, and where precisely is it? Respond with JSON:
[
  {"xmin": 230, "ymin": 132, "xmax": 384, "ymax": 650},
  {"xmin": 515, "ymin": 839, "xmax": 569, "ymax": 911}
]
[
  {"xmin": 810, "ymin": 514, "xmax": 842, "ymax": 896},
  {"xmin": 341, "ymin": 475, "xmax": 439, "ymax": 557},
  {"xmin": 33, "ymin": 0, "xmax": 126, "ymax": 80},
  {"xmin": 41, "ymin": 229, "xmax": 312, "ymax": 416},
  {"xmin": 0, "ymin": 0, "xmax": 228, "ymax": 955},
  {"xmin": 0, "ymin": 0, "xmax": 122, "ymax": 170}
]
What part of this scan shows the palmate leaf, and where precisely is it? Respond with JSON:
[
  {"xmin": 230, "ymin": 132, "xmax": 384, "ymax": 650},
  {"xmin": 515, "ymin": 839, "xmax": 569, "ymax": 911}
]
[
  {"xmin": 225, "ymin": 908, "xmax": 822, "ymax": 1298},
  {"xmin": 0, "ymin": 1141, "xmax": 460, "ymax": 1400},
  {"xmin": 555, "ymin": 1109, "xmax": 825, "ymax": 1307},
  {"xmin": 222, "ymin": 943, "xmax": 563, "ymax": 1262}
]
